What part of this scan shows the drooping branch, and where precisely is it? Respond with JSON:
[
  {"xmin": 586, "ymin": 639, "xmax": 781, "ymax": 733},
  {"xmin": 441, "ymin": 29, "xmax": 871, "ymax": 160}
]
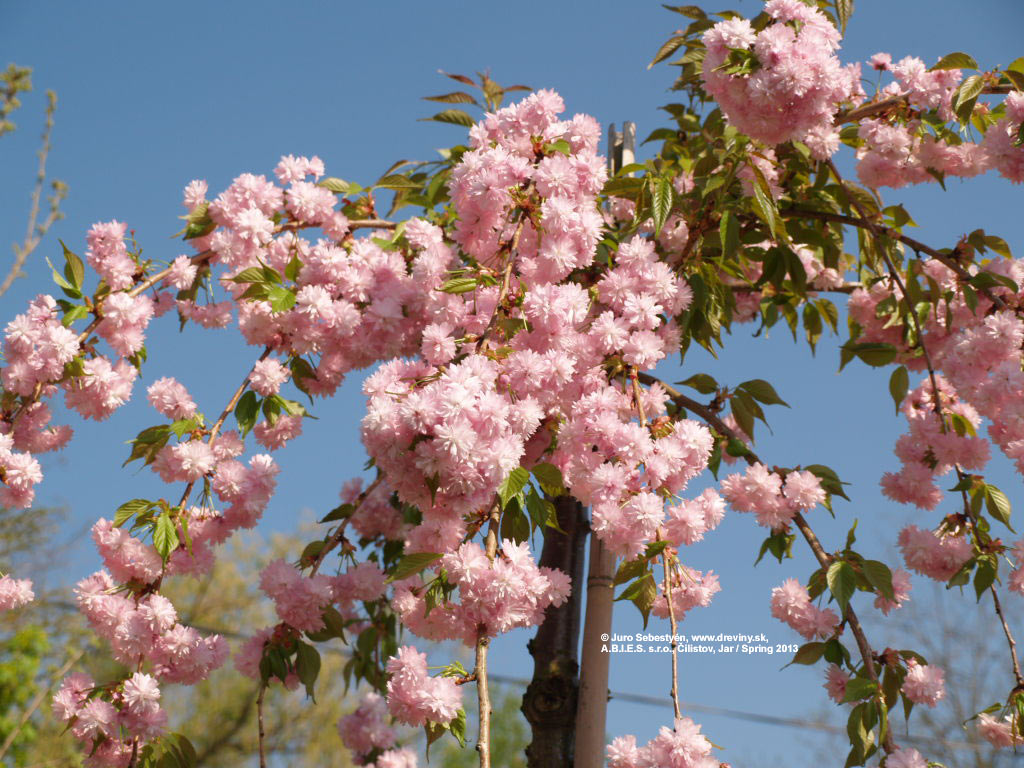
[
  {"xmin": 826, "ymin": 159, "xmax": 1024, "ymax": 696},
  {"xmin": 638, "ymin": 370, "xmax": 895, "ymax": 753},
  {"xmin": 781, "ymin": 205, "xmax": 1008, "ymax": 311}
]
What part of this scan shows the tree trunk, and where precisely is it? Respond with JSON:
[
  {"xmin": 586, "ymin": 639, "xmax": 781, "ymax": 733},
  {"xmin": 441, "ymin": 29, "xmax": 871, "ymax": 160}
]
[{"xmin": 522, "ymin": 495, "xmax": 587, "ymax": 768}]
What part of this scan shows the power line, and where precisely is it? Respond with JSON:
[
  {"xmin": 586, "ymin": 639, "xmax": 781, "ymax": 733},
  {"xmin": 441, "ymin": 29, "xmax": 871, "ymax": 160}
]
[{"xmin": 41, "ymin": 600, "xmax": 984, "ymax": 752}]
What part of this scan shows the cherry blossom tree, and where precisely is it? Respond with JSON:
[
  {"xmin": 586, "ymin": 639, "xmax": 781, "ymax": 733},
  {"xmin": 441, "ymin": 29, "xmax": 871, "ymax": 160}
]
[{"xmin": 2, "ymin": 1, "xmax": 1024, "ymax": 767}]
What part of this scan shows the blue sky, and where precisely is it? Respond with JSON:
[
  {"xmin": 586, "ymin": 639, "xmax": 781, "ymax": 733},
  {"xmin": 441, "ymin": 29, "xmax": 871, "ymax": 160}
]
[{"xmin": 2, "ymin": 1, "xmax": 1023, "ymax": 765}]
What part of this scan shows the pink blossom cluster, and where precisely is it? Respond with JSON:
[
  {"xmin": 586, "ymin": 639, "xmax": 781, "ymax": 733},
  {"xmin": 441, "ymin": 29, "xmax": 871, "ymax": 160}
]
[
  {"xmin": 873, "ymin": 568, "xmax": 912, "ymax": 615},
  {"xmin": 1010, "ymin": 540, "xmax": 1024, "ymax": 596},
  {"xmin": 0, "ymin": 573, "xmax": 34, "ymax": 611},
  {"xmin": 652, "ymin": 565, "xmax": 721, "ymax": 621},
  {"xmin": 87, "ymin": 220, "xmax": 137, "ymax": 290},
  {"xmin": 769, "ymin": 577, "xmax": 839, "ymax": 640},
  {"xmin": 456, "ymin": 89, "xmax": 605, "ymax": 283},
  {"xmin": 147, "ymin": 376, "xmax": 197, "ymax": 420},
  {"xmin": 607, "ymin": 717, "xmax": 719, "ymax": 768},
  {"xmin": 720, "ymin": 464, "xmax": 825, "ymax": 530},
  {"xmin": 341, "ymin": 477, "xmax": 407, "ymax": 542},
  {"xmin": 901, "ymin": 659, "xmax": 946, "ymax": 707},
  {"xmin": 259, "ymin": 559, "xmax": 335, "ymax": 632},
  {"xmin": 977, "ymin": 712, "xmax": 1024, "ymax": 748},
  {"xmin": 0, "ymin": 430, "xmax": 43, "ymax": 508},
  {"xmin": 75, "ymin": 571, "xmax": 228, "ymax": 683},
  {"xmin": 53, "ymin": 671, "xmax": 168, "ymax": 767},
  {"xmin": 855, "ymin": 68, "xmax": 1024, "ymax": 188},
  {"xmin": 701, "ymin": 0, "xmax": 862, "ymax": 157},
  {"xmin": 384, "ymin": 645, "xmax": 462, "ymax": 727},
  {"xmin": 663, "ymin": 488, "xmax": 726, "ymax": 547},
  {"xmin": 897, "ymin": 525, "xmax": 972, "ymax": 582},
  {"xmin": 823, "ymin": 663, "xmax": 849, "ymax": 703},
  {"xmin": 338, "ymin": 692, "xmax": 398, "ymax": 763},
  {"xmin": 880, "ymin": 377, "xmax": 989, "ymax": 510},
  {"xmin": 393, "ymin": 539, "xmax": 570, "ymax": 643}
]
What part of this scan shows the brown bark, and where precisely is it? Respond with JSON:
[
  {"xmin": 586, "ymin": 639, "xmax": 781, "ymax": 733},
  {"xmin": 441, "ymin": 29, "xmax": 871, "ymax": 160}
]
[{"xmin": 522, "ymin": 496, "xmax": 588, "ymax": 768}]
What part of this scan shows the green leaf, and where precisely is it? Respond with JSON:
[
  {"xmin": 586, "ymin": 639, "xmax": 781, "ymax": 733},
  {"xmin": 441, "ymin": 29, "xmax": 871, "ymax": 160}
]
[
  {"xmin": 614, "ymin": 557, "xmax": 648, "ymax": 586},
  {"xmin": 421, "ymin": 109, "xmax": 474, "ymax": 127},
  {"xmin": 525, "ymin": 486, "xmax": 550, "ymax": 530},
  {"xmin": 790, "ymin": 641, "xmax": 826, "ymax": 666},
  {"xmin": 843, "ymin": 342, "xmax": 898, "ymax": 368},
  {"xmin": 295, "ymin": 642, "xmax": 321, "ymax": 700},
  {"xmin": 954, "ymin": 74, "xmax": 985, "ymax": 121},
  {"xmin": 318, "ymin": 177, "xmax": 352, "ymax": 195},
  {"xmin": 234, "ymin": 391, "xmax": 260, "ymax": 437},
  {"xmin": 648, "ymin": 35, "xmax": 687, "ymax": 69},
  {"xmin": 842, "ymin": 677, "xmax": 879, "ymax": 704},
  {"xmin": 827, "ymin": 560, "xmax": 856, "ymax": 614},
  {"xmin": 61, "ymin": 304, "xmax": 90, "ymax": 326},
  {"xmin": 438, "ymin": 277, "xmax": 479, "ymax": 294},
  {"xmin": 388, "ymin": 552, "xmax": 443, "ymax": 583},
  {"xmin": 375, "ymin": 174, "xmax": 422, "ymax": 191},
  {"xmin": 500, "ymin": 501, "xmax": 530, "ymax": 544},
  {"xmin": 862, "ymin": 560, "xmax": 895, "ymax": 602},
  {"xmin": 449, "ymin": 707, "xmax": 467, "ymax": 748},
  {"xmin": 738, "ymin": 378, "xmax": 789, "ymax": 407},
  {"xmin": 749, "ymin": 164, "xmax": 779, "ymax": 239},
  {"xmin": 153, "ymin": 511, "xmax": 180, "ymax": 562},
  {"xmin": 974, "ymin": 556, "xmax": 998, "ymax": 601},
  {"xmin": 888, "ymin": 366, "xmax": 909, "ymax": 414},
  {"xmin": 834, "ymin": 0, "xmax": 854, "ymax": 36},
  {"xmin": 650, "ymin": 176, "xmax": 673, "ymax": 238},
  {"xmin": 60, "ymin": 240, "xmax": 85, "ymax": 289},
  {"xmin": 719, "ymin": 211, "xmax": 739, "ymax": 259},
  {"xmin": 267, "ymin": 285, "xmax": 296, "ymax": 313},
  {"xmin": 678, "ymin": 372, "xmax": 718, "ymax": 395},
  {"xmin": 498, "ymin": 467, "xmax": 530, "ymax": 509},
  {"xmin": 321, "ymin": 503, "xmax": 354, "ymax": 523},
  {"xmin": 730, "ymin": 393, "xmax": 755, "ymax": 443},
  {"xmin": 617, "ymin": 573, "xmax": 657, "ymax": 628},
  {"xmin": 114, "ymin": 499, "xmax": 153, "ymax": 527},
  {"xmin": 544, "ymin": 138, "xmax": 572, "ymax": 156},
  {"xmin": 531, "ymin": 463, "xmax": 565, "ymax": 496},
  {"xmin": 424, "ymin": 91, "xmax": 478, "ymax": 105},
  {"xmin": 984, "ymin": 485, "xmax": 1013, "ymax": 530},
  {"xmin": 931, "ymin": 52, "xmax": 978, "ymax": 71}
]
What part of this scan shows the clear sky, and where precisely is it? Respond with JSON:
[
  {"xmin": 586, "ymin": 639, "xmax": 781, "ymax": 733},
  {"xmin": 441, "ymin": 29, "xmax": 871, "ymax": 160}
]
[{"xmin": 2, "ymin": 1, "xmax": 1023, "ymax": 765}]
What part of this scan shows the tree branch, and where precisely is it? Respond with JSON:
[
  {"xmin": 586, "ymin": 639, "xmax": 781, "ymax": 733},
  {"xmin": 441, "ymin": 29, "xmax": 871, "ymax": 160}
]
[
  {"xmin": 781, "ymin": 205, "xmax": 1007, "ymax": 310},
  {"xmin": 638, "ymin": 370, "xmax": 894, "ymax": 753},
  {"xmin": 1, "ymin": 90, "xmax": 65, "ymax": 298}
]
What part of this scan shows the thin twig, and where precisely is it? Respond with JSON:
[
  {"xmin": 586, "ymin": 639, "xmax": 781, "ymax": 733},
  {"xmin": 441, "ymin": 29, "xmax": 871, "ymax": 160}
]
[
  {"xmin": 2, "ymin": 90, "xmax": 65, "ymax": 298},
  {"xmin": 256, "ymin": 684, "xmax": 268, "ymax": 768},
  {"xmin": 309, "ymin": 475, "xmax": 384, "ymax": 576},
  {"xmin": 475, "ymin": 505, "xmax": 500, "ymax": 768}
]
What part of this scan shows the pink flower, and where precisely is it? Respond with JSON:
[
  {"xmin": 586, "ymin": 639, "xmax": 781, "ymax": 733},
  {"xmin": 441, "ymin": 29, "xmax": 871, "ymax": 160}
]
[
  {"xmin": 770, "ymin": 578, "xmax": 839, "ymax": 640},
  {"xmin": 147, "ymin": 377, "xmax": 197, "ymax": 420},
  {"xmin": 823, "ymin": 664, "xmax": 849, "ymax": 703},
  {"xmin": 0, "ymin": 574, "xmax": 34, "ymax": 611},
  {"xmin": 385, "ymin": 646, "xmax": 462, "ymax": 726},
  {"xmin": 901, "ymin": 660, "xmax": 945, "ymax": 707}
]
